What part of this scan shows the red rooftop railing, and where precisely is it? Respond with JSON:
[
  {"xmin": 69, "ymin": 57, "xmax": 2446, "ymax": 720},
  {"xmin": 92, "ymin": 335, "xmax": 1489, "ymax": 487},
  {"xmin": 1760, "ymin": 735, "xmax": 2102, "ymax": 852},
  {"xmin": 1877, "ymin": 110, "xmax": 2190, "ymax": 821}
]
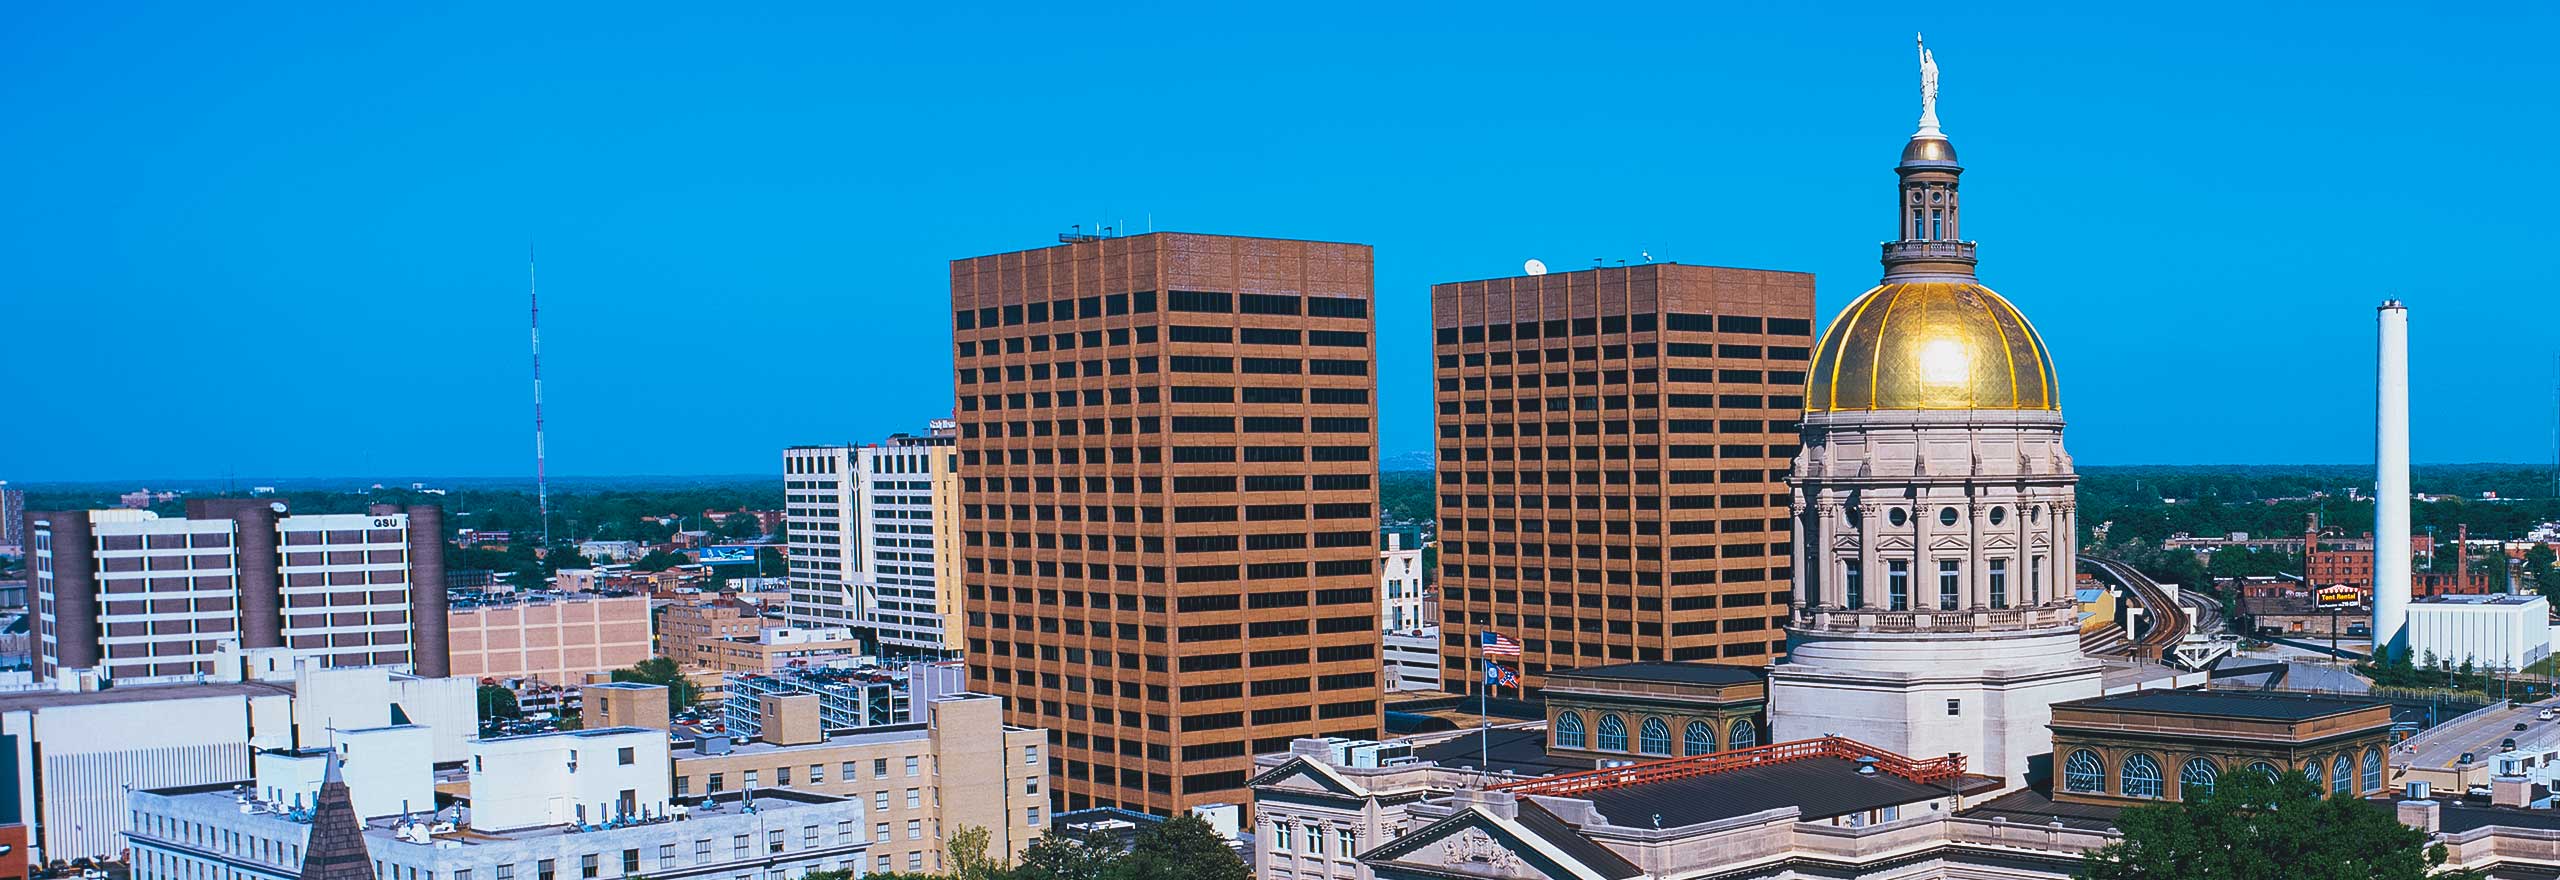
[{"xmin": 1489, "ymin": 736, "xmax": 1967, "ymax": 798}]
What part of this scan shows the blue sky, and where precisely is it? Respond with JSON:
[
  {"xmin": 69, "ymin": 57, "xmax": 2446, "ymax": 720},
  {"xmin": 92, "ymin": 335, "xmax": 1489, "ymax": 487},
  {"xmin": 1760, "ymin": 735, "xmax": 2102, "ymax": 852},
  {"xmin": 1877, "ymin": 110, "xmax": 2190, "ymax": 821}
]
[{"xmin": 5, "ymin": 2, "xmax": 2554, "ymax": 482}]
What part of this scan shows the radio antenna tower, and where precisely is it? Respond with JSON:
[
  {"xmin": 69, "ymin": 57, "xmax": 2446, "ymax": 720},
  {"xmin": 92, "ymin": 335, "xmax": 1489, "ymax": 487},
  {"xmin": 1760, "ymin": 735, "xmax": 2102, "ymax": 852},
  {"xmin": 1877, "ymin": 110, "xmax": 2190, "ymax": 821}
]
[{"xmin": 530, "ymin": 244, "xmax": 551, "ymax": 549}]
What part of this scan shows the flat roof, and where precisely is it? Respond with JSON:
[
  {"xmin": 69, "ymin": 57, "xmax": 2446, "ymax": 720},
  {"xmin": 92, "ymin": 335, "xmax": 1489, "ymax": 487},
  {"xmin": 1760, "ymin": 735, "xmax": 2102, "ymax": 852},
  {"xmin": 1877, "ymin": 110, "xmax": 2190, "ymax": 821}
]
[
  {"xmin": 0, "ymin": 679, "xmax": 294, "ymax": 713},
  {"xmin": 2055, "ymin": 689, "xmax": 2386, "ymax": 722},
  {"xmin": 1410, "ymin": 727, "xmax": 1587, "ymax": 779},
  {"xmin": 1545, "ymin": 662, "xmax": 1767, "ymax": 688},
  {"xmin": 2414, "ymin": 594, "xmax": 2545, "ymax": 606},
  {"xmin": 1576, "ymin": 757, "xmax": 2003, "ymax": 827},
  {"xmin": 675, "ymin": 723, "xmax": 933, "ymax": 757}
]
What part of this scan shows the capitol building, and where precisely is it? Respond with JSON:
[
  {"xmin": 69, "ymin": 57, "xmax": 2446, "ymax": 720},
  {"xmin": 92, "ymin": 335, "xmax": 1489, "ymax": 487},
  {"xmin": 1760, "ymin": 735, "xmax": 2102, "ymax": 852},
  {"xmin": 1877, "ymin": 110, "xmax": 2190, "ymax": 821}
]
[
  {"xmin": 1244, "ymin": 44, "xmax": 2549, "ymax": 880},
  {"xmin": 1768, "ymin": 41, "xmax": 2100, "ymax": 789}
]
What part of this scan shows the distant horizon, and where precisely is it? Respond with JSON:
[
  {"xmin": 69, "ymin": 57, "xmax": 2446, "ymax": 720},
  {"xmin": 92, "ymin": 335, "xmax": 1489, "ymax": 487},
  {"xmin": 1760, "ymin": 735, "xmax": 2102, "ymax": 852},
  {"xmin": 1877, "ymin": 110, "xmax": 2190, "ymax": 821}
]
[{"xmin": 13, "ymin": 459, "xmax": 2559, "ymax": 493}]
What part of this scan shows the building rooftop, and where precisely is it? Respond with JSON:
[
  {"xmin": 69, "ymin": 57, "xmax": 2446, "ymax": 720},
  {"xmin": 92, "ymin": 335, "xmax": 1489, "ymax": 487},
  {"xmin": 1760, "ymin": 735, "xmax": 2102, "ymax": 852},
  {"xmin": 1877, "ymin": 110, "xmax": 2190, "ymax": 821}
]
[
  {"xmin": 0, "ymin": 678, "xmax": 294, "ymax": 713},
  {"xmin": 140, "ymin": 782, "xmax": 844, "ymax": 844},
  {"xmin": 1545, "ymin": 661, "xmax": 1768, "ymax": 688},
  {"xmin": 1409, "ymin": 727, "xmax": 1588, "ymax": 779},
  {"xmin": 2414, "ymin": 594, "xmax": 2546, "ymax": 606},
  {"xmin": 1569, "ymin": 756, "xmax": 2001, "ymax": 827},
  {"xmin": 2054, "ymin": 689, "xmax": 2386, "ymax": 722},
  {"xmin": 1961, "ymin": 787, "xmax": 2125, "ymax": 832}
]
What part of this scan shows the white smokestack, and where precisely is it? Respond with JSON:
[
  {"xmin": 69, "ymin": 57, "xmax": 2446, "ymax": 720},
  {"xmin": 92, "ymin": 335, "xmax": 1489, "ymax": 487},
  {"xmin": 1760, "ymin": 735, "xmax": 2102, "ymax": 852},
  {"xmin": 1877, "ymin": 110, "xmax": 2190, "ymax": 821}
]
[{"xmin": 2373, "ymin": 300, "xmax": 2412, "ymax": 660}]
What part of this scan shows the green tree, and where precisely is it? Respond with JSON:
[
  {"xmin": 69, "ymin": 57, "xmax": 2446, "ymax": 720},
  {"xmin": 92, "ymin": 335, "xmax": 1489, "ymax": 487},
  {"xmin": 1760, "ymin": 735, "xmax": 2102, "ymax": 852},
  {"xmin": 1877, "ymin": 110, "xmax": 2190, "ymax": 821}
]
[
  {"xmin": 944, "ymin": 825, "xmax": 1007, "ymax": 880},
  {"xmin": 1115, "ymin": 815, "xmax": 1248, "ymax": 880},
  {"xmin": 610, "ymin": 657, "xmax": 699, "ymax": 709},
  {"xmin": 2528, "ymin": 543, "xmax": 2558, "ymax": 597},
  {"xmin": 634, "ymin": 549, "xmax": 689, "ymax": 572},
  {"xmin": 719, "ymin": 512, "xmax": 763, "ymax": 539},
  {"xmin": 477, "ymin": 684, "xmax": 521, "ymax": 721},
  {"xmin": 2077, "ymin": 769, "xmax": 2472, "ymax": 880},
  {"xmin": 1015, "ymin": 830, "xmax": 1119, "ymax": 880}
]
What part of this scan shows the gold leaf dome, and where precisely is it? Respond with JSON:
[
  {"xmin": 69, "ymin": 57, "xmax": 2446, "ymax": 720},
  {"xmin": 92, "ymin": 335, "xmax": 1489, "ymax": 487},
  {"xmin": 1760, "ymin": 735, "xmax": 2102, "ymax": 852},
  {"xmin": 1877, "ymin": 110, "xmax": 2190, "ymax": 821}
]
[{"xmin": 1803, "ymin": 281, "xmax": 2059, "ymax": 413}]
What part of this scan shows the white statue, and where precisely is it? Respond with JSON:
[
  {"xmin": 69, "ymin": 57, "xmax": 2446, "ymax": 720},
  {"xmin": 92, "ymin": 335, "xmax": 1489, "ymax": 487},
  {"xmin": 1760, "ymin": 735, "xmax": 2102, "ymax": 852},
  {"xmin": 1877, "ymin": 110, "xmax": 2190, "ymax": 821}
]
[{"xmin": 1917, "ymin": 33, "xmax": 1942, "ymax": 134}]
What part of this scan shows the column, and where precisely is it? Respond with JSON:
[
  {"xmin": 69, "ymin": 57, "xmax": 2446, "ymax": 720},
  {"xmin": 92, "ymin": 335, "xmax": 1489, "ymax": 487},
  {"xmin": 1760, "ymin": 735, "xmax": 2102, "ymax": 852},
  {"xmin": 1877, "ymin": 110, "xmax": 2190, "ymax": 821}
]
[
  {"xmin": 1812, "ymin": 496, "xmax": 1837, "ymax": 608},
  {"xmin": 1967, "ymin": 496, "xmax": 1988, "ymax": 611},
  {"xmin": 1857, "ymin": 501, "xmax": 1882, "ymax": 610},
  {"xmin": 1912, "ymin": 489, "xmax": 1934, "ymax": 613}
]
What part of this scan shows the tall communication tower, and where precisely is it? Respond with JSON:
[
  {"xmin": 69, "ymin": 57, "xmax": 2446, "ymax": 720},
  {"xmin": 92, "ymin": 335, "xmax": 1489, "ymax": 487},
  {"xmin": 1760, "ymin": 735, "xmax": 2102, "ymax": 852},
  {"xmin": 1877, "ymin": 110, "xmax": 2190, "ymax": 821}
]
[{"xmin": 531, "ymin": 246, "xmax": 551, "ymax": 549}]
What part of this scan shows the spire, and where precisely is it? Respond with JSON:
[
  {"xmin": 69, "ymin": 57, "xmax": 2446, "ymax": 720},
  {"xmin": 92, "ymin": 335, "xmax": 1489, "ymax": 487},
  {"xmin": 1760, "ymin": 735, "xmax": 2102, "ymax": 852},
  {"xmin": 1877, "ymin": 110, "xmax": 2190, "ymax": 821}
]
[
  {"xmin": 299, "ymin": 751, "xmax": 377, "ymax": 880},
  {"xmin": 1882, "ymin": 37, "xmax": 1976, "ymax": 280}
]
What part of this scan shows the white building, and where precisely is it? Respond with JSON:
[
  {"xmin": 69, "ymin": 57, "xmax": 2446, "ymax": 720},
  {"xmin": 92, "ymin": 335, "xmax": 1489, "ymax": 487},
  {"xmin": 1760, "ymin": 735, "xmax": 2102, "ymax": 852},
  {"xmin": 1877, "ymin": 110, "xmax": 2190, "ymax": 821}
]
[
  {"xmin": 0, "ymin": 645, "xmax": 475, "ymax": 863},
  {"xmin": 2408, "ymin": 593, "xmax": 2552, "ymax": 672},
  {"xmin": 470, "ymin": 727, "xmax": 672, "ymax": 829},
  {"xmin": 783, "ymin": 422, "xmax": 960, "ymax": 654},
  {"xmin": 1383, "ymin": 628, "xmax": 1440, "ymax": 693},
  {"xmin": 128, "ymin": 742, "xmax": 869, "ymax": 880},
  {"xmin": 1379, "ymin": 532, "xmax": 1425, "ymax": 632}
]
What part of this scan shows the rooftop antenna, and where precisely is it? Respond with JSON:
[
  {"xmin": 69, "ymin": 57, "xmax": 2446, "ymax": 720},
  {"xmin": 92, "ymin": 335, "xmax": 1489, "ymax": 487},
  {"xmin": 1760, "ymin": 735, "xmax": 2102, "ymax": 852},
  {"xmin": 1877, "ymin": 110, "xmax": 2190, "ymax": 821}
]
[{"xmin": 530, "ymin": 244, "xmax": 550, "ymax": 551}]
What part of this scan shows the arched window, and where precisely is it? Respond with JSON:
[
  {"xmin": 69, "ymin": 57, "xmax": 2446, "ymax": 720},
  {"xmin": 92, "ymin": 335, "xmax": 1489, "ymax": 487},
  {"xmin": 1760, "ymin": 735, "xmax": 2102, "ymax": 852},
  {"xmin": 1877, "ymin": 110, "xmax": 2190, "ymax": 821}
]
[
  {"xmin": 1596, "ymin": 714, "xmax": 1628, "ymax": 752},
  {"xmin": 2362, "ymin": 748, "xmax": 2383, "ymax": 793},
  {"xmin": 1684, "ymin": 720, "xmax": 1716, "ymax": 756},
  {"xmin": 2122, "ymin": 753, "xmax": 2164, "ymax": 799},
  {"xmin": 2331, "ymin": 754, "xmax": 2354, "ymax": 795},
  {"xmin": 1554, "ymin": 712, "xmax": 1586, "ymax": 750},
  {"xmin": 2179, "ymin": 758, "xmax": 2219, "ymax": 801},
  {"xmin": 1638, "ymin": 718, "xmax": 1671, "ymax": 756},
  {"xmin": 2063, "ymin": 750, "xmax": 2103, "ymax": 793},
  {"xmin": 1728, "ymin": 718, "xmax": 1758, "ymax": 750},
  {"xmin": 2244, "ymin": 761, "xmax": 2281, "ymax": 781}
]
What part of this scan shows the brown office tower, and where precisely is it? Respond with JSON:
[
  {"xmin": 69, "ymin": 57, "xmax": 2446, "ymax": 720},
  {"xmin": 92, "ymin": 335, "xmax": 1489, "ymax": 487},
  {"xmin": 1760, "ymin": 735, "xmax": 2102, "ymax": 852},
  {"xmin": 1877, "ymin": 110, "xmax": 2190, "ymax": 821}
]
[
  {"xmin": 952, "ymin": 232, "xmax": 1383, "ymax": 815},
  {"xmin": 1433, "ymin": 264, "xmax": 1816, "ymax": 694}
]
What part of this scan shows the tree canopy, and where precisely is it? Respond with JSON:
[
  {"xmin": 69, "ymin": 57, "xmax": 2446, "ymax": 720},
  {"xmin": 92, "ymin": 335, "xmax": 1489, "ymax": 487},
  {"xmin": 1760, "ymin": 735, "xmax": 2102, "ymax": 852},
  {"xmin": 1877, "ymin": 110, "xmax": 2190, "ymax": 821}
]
[
  {"xmin": 610, "ymin": 656, "xmax": 699, "ymax": 709},
  {"xmin": 818, "ymin": 815, "xmax": 1247, "ymax": 880},
  {"xmin": 2077, "ymin": 769, "xmax": 2474, "ymax": 880}
]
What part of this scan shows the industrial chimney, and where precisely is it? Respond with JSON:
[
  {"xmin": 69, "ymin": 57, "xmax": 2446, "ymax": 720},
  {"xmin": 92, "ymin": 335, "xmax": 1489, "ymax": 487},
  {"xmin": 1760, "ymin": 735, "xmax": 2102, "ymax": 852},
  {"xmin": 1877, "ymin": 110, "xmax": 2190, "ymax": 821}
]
[{"xmin": 2373, "ymin": 301, "xmax": 2412, "ymax": 660}]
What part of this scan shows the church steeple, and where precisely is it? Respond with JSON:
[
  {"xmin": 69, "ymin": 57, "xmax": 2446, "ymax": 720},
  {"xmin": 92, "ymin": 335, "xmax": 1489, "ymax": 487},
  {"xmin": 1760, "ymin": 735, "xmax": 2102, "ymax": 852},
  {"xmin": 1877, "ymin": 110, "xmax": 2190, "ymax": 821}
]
[
  {"xmin": 298, "ymin": 751, "xmax": 378, "ymax": 880},
  {"xmin": 1882, "ymin": 35, "xmax": 1978, "ymax": 280}
]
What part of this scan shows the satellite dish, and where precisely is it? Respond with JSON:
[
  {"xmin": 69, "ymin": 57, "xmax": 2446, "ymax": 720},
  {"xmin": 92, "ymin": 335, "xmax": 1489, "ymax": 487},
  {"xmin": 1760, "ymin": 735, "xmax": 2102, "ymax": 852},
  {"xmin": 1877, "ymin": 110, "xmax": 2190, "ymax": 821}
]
[{"xmin": 1523, "ymin": 259, "xmax": 1548, "ymax": 276}]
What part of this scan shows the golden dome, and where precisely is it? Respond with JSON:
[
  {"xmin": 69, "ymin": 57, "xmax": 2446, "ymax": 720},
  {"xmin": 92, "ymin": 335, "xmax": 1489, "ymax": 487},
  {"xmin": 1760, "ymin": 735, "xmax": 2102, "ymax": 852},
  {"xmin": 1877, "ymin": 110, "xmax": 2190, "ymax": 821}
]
[{"xmin": 1804, "ymin": 281, "xmax": 2058, "ymax": 413}]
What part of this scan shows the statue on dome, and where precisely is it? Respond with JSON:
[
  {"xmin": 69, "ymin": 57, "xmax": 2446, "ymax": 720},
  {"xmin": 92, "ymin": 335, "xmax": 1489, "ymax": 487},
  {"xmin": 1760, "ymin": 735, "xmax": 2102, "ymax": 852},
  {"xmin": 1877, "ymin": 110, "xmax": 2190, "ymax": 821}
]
[{"xmin": 1917, "ymin": 33, "xmax": 1941, "ymax": 134}]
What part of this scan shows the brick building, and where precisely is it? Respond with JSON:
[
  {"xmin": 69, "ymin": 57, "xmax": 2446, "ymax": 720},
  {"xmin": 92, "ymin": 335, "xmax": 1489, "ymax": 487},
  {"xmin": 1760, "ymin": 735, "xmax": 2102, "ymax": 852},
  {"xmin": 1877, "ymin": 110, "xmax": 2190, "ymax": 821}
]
[
  {"xmin": 952, "ymin": 231, "xmax": 1384, "ymax": 815},
  {"xmin": 1432, "ymin": 264, "xmax": 1816, "ymax": 693}
]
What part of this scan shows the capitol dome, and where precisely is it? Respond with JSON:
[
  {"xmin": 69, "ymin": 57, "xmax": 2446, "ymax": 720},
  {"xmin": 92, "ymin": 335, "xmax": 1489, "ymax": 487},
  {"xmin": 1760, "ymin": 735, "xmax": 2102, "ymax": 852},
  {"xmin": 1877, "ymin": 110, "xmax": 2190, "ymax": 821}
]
[{"xmin": 1802, "ymin": 280, "xmax": 2058, "ymax": 413}]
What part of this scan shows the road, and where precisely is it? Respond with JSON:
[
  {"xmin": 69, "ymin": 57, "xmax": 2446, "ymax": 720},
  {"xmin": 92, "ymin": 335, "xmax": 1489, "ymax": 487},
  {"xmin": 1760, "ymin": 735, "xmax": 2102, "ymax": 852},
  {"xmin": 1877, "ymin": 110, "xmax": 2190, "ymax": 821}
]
[{"xmin": 2401, "ymin": 698, "xmax": 2560, "ymax": 775}]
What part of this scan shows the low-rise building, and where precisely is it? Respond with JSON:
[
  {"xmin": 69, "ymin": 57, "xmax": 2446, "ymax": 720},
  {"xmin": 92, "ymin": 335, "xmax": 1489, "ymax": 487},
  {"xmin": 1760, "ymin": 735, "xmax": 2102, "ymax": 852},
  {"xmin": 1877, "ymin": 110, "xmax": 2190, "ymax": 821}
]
[
  {"xmin": 673, "ymin": 692, "xmax": 1046, "ymax": 873},
  {"xmin": 1381, "ymin": 628, "xmax": 1438, "ymax": 693},
  {"xmin": 1379, "ymin": 533, "xmax": 1424, "ymax": 632},
  {"xmin": 697, "ymin": 627, "xmax": 865, "ymax": 674},
  {"xmin": 0, "ymin": 646, "xmax": 473, "ymax": 864},
  {"xmin": 129, "ymin": 762, "xmax": 869, "ymax": 880},
  {"xmin": 446, "ymin": 590, "xmax": 653, "ymax": 684},
  {"xmin": 1541, "ymin": 662, "xmax": 1766, "ymax": 766},
  {"xmin": 2407, "ymin": 593, "xmax": 2552, "ymax": 672},
  {"xmin": 657, "ymin": 600, "xmax": 771, "ymax": 667},
  {"xmin": 2045, "ymin": 690, "xmax": 2395, "ymax": 807},
  {"xmin": 721, "ymin": 662, "xmax": 967, "ymax": 739}
]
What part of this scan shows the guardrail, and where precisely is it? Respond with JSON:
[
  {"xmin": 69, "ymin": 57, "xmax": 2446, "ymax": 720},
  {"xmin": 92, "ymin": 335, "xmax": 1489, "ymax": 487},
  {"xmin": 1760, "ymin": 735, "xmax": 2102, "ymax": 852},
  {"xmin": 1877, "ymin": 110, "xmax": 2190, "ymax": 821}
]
[{"xmin": 1490, "ymin": 736, "xmax": 1966, "ymax": 797}]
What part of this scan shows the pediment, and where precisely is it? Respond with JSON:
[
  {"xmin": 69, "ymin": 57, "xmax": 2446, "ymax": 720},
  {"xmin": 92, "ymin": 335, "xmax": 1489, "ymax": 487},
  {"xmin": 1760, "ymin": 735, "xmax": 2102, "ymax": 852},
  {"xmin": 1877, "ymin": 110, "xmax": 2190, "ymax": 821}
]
[
  {"xmin": 1984, "ymin": 534, "xmax": 2018, "ymax": 550},
  {"xmin": 1928, "ymin": 536, "xmax": 1969, "ymax": 551},
  {"xmin": 1874, "ymin": 535, "xmax": 1915, "ymax": 551},
  {"xmin": 1244, "ymin": 757, "xmax": 1359, "ymax": 797}
]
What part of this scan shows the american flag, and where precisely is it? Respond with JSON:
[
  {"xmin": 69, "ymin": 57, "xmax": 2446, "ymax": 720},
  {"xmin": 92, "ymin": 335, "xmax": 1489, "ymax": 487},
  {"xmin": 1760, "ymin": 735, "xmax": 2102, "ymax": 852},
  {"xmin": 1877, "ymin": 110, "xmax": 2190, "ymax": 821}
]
[{"xmin": 1481, "ymin": 630, "xmax": 1522, "ymax": 658}]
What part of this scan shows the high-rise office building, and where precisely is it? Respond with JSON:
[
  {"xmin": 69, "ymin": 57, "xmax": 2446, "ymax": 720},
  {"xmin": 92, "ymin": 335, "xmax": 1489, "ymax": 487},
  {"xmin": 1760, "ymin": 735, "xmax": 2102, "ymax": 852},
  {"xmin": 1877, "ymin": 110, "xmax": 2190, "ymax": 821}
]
[
  {"xmin": 0, "ymin": 481, "xmax": 24, "ymax": 553},
  {"xmin": 782, "ymin": 421, "xmax": 962, "ymax": 654},
  {"xmin": 1432, "ymin": 264, "xmax": 1816, "ymax": 693},
  {"xmin": 23, "ymin": 499, "xmax": 449, "ymax": 680},
  {"xmin": 952, "ymin": 232, "xmax": 1383, "ymax": 814}
]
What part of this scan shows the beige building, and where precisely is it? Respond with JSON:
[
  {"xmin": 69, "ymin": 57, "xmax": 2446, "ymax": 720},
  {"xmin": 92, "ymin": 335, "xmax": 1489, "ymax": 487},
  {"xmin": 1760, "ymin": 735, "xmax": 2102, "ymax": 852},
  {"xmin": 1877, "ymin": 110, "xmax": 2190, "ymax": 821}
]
[
  {"xmin": 658, "ymin": 598, "xmax": 766, "ymax": 665},
  {"xmin": 782, "ymin": 423, "xmax": 964, "ymax": 655},
  {"xmin": 697, "ymin": 627, "xmax": 866, "ymax": 674},
  {"xmin": 669, "ymin": 691, "xmax": 1047, "ymax": 875},
  {"xmin": 445, "ymin": 591, "xmax": 652, "ymax": 683}
]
